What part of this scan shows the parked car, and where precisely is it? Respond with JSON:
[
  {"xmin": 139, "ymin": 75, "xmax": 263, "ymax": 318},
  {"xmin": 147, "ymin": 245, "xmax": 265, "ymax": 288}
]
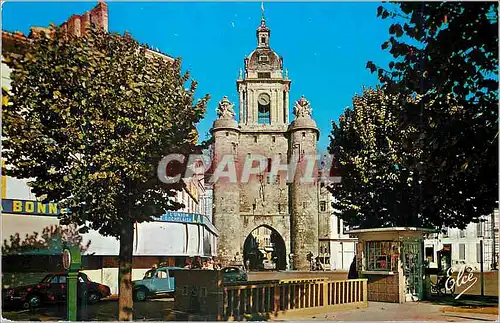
[
  {"xmin": 2, "ymin": 272, "xmax": 111, "ymax": 309},
  {"xmin": 132, "ymin": 266, "xmax": 182, "ymax": 301},
  {"xmin": 221, "ymin": 266, "xmax": 247, "ymax": 283}
]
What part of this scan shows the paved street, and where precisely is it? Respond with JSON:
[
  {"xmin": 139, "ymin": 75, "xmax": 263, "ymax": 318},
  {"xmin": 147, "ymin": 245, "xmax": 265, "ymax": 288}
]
[
  {"xmin": 4, "ymin": 298, "xmax": 497, "ymax": 321},
  {"xmin": 275, "ymin": 301, "xmax": 499, "ymax": 322},
  {"xmin": 2, "ymin": 297, "xmax": 175, "ymax": 321}
]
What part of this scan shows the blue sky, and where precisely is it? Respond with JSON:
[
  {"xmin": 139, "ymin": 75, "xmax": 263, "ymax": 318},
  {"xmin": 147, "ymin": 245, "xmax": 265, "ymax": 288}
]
[{"xmin": 2, "ymin": 1, "xmax": 394, "ymax": 151}]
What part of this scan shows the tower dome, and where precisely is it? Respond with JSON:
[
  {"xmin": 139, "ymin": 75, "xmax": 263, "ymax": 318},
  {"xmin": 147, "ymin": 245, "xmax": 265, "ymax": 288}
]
[{"xmin": 244, "ymin": 14, "xmax": 283, "ymax": 78}]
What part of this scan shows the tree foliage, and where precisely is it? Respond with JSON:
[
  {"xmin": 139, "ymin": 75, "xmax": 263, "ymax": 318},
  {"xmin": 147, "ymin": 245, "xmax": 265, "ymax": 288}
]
[
  {"xmin": 3, "ymin": 25, "xmax": 208, "ymax": 320},
  {"xmin": 347, "ymin": 2, "xmax": 498, "ymax": 228},
  {"xmin": 3, "ymin": 25, "xmax": 208, "ymax": 235},
  {"xmin": 329, "ymin": 87, "xmax": 429, "ymax": 228}
]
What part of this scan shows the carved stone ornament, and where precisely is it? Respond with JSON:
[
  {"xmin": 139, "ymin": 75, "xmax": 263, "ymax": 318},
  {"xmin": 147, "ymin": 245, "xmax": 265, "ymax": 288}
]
[
  {"xmin": 293, "ymin": 95, "xmax": 312, "ymax": 118},
  {"xmin": 216, "ymin": 96, "xmax": 236, "ymax": 119}
]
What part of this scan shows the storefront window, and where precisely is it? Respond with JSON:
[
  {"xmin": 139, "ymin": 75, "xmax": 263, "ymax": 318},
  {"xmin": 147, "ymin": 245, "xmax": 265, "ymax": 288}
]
[{"xmin": 366, "ymin": 241, "xmax": 393, "ymax": 271}]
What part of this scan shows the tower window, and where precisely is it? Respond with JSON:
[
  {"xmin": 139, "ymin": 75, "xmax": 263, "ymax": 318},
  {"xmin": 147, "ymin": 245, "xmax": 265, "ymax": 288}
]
[
  {"xmin": 302, "ymin": 132, "xmax": 306, "ymax": 138},
  {"xmin": 254, "ymin": 136, "xmax": 258, "ymax": 143},
  {"xmin": 272, "ymin": 136, "xmax": 276, "ymax": 143},
  {"xmin": 261, "ymin": 37, "xmax": 266, "ymax": 44},
  {"xmin": 259, "ymin": 55, "xmax": 269, "ymax": 62},
  {"xmin": 258, "ymin": 72, "xmax": 271, "ymax": 78},
  {"xmin": 225, "ymin": 132, "xmax": 229, "ymax": 136},
  {"xmin": 320, "ymin": 201, "xmax": 326, "ymax": 212}
]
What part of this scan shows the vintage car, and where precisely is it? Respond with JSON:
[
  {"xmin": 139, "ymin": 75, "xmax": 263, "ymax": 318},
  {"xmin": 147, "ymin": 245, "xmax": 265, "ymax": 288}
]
[
  {"xmin": 221, "ymin": 266, "xmax": 247, "ymax": 283},
  {"xmin": 2, "ymin": 272, "xmax": 111, "ymax": 309},
  {"xmin": 132, "ymin": 266, "xmax": 183, "ymax": 301}
]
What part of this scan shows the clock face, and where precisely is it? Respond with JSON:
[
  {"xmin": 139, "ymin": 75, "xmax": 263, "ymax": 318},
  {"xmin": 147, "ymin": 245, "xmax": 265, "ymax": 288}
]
[
  {"xmin": 258, "ymin": 93, "xmax": 270, "ymax": 106},
  {"xmin": 62, "ymin": 249, "xmax": 71, "ymax": 270}
]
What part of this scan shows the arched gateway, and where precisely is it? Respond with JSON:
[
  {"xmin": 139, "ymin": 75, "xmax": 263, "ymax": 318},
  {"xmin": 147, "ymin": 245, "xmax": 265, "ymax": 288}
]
[
  {"xmin": 211, "ymin": 13, "xmax": 320, "ymax": 271},
  {"xmin": 243, "ymin": 225, "xmax": 287, "ymax": 271}
]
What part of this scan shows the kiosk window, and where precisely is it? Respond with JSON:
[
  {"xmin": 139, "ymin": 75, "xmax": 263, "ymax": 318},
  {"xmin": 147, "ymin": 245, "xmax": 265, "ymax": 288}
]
[{"xmin": 366, "ymin": 241, "xmax": 392, "ymax": 271}]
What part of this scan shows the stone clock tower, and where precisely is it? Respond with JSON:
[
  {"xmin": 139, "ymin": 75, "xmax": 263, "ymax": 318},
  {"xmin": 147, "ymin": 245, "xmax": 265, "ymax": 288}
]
[{"xmin": 212, "ymin": 12, "xmax": 320, "ymax": 270}]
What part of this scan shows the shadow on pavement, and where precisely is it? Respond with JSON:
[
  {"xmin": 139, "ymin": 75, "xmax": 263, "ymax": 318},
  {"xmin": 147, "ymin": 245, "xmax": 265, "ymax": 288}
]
[
  {"xmin": 442, "ymin": 313, "xmax": 498, "ymax": 321},
  {"xmin": 2, "ymin": 297, "xmax": 175, "ymax": 321},
  {"xmin": 423, "ymin": 294, "xmax": 498, "ymax": 307}
]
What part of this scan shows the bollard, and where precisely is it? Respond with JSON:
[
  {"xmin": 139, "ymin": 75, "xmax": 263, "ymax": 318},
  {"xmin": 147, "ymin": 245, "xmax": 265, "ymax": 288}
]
[{"xmin": 62, "ymin": 245, "xmax": 82, "ymax": 321}]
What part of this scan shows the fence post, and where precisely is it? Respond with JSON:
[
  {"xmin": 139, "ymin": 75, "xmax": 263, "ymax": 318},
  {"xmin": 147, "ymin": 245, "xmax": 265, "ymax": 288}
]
[
  {"xmin": 322, "ymin": 282, "xmax": 328, "ymax": 307},
  {"xmin": 362, "ymin": 279, "xmax": 368, "ymax": 303},
  {"xmin": 273, "ymin": 283, "xmax": 280, "ymax": 314}
]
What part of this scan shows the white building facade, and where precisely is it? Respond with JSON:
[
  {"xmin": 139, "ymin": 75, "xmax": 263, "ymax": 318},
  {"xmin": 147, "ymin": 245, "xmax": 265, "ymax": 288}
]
[
  {"xmin": 424, "ymin": 210, "xmax": 499, "ymax": 272},
  {"xmin": 318, "ymin": 184, "xmax": 357, "ymax": 271}
]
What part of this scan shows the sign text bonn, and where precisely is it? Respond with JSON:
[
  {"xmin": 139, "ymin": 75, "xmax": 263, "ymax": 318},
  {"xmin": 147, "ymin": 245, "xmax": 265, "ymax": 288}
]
[{"xmin": 1, "ymin": 199, "xmax": 66, "ymax": 216}]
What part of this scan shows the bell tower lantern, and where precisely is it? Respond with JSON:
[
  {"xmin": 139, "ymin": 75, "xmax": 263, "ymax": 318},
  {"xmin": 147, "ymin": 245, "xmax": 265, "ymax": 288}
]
[
  {"xmin": 257, "ymin": 17, "xmax": 270, "ymax": 48},
  {"xmin": 236, "ymin": 7, "xmax": 291, "ymax": 128}
]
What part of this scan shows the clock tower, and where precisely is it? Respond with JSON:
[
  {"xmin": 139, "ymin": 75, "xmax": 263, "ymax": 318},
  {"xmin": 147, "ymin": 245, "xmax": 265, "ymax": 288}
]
[
  {"xmin": 212, "ymin": 9, "xmax": 319, "ymax": 271},
  {"xmin": 236, "ymin": 15, "xmax": 291, "ymax": 127}
]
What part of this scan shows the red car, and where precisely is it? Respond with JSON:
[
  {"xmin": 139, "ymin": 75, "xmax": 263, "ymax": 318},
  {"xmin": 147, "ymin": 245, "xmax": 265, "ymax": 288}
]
[{"xmin": 3, "ymin": 272, "xmax": 111, "ymax": 309}]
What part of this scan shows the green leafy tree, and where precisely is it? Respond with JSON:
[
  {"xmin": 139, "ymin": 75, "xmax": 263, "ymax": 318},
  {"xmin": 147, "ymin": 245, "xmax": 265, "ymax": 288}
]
[
  {"xmin": 3, "ymin": 26, "xmax": 208, "ymax": 320},
  {"xmin": 364, "ymin": 2, "xmax": 498, "ymax": 228},
  {"xmin": 329, "ymin": 87, "xmax": 428, "ymax": 228}
]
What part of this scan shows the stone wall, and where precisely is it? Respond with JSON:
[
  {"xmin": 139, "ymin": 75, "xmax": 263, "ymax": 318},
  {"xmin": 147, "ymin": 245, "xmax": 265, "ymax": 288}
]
[
  {"xmin": 365, "ymin": 273, "xmax": 401, "ymax": 303},
  {"xmin": 289, "ymin": 128, "xmax": 319, "ymax": 270},
  {"xmin": 212, "ymin": 127, "xmax": 241, "ymax": 265}
]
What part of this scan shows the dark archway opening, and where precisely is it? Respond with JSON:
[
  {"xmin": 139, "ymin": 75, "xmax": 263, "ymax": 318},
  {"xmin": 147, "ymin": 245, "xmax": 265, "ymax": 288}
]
[{"xmin": 243, "ymin": 226, "xmax": 286, "ymax": 271}]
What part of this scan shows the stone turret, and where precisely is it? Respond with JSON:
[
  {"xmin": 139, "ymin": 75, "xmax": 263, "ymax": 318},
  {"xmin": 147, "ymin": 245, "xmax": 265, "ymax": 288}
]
[
  {"xmin": 211, "ymin": 96, "xmax": 242, "ymax": 266},
  {"xmin": 288, "ymin": 96, "xmax": 320, "ymax": 270}
]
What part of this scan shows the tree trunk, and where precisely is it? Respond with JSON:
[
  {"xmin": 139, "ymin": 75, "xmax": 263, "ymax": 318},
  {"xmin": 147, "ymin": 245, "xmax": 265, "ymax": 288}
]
[{"xmin": 118, "ymin": 216, "xmax": 134, "ymax": 321}]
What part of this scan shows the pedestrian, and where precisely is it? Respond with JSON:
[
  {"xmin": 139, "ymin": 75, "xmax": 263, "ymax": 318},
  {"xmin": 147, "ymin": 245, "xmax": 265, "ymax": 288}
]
[
  {"xmin": 348, "ymin": 256, "xmax": 358, "ymax": 279},
  {"xmin": 207, "ymin": 258, "xmax": 214, "ymax": 270},
  {"xmin": 192, "ymin": 256, "xmax": 202, "ymax": 269},
  {"xmin": 183, "ymin": 257, "xmax": 192, "ymax": 269}
]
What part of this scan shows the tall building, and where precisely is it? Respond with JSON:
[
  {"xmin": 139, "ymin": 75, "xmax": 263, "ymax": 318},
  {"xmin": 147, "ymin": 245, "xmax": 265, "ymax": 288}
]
[{"xmin": 211, "ymin": 13, "xmax": 321, "ymax": 270}]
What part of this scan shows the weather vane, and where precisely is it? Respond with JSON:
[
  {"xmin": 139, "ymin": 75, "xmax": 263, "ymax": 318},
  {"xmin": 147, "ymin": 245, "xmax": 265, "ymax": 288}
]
[{"xmin": 261, "ymin": 2, "xmax": 265, "ymax": 21}]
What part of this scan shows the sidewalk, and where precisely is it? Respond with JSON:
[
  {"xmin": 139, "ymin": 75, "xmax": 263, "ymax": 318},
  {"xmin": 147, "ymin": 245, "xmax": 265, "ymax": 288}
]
[{"xmin": 273, "ymin": 301, "xmax": 499, "ymax": 321}]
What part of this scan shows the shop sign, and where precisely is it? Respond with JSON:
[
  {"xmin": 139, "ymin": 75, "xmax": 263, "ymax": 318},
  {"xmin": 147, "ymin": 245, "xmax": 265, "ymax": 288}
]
[
  {"xmin": 155, "ymin": 211, "xmax": 206, "ymax": 224},
  {"xmin": 1, "ymin": 199, "xmax": 68, "ymax": 216}
]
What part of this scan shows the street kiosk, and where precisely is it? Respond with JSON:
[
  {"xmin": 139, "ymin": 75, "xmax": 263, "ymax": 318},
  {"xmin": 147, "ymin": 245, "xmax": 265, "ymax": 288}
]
[{"xmin": 346, "ymin": 227, "xmax": 437, "ymax": 303}]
